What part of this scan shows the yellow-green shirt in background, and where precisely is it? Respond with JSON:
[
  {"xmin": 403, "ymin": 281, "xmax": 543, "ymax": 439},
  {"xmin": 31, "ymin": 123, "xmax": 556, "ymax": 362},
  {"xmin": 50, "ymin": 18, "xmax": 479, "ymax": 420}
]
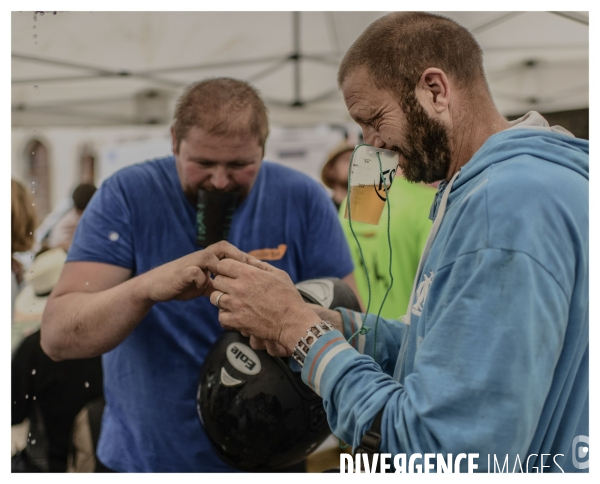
[{"xmin": 339, "ymin": 177, "xmax": 435, "ymax": 319}]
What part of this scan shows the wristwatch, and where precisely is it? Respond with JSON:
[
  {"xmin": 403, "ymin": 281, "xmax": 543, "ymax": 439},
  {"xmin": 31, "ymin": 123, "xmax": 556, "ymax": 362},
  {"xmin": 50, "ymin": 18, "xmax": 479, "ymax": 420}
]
[{"xmin": 291, "ymin": 320, "xmax": 335, "ymax": 367}]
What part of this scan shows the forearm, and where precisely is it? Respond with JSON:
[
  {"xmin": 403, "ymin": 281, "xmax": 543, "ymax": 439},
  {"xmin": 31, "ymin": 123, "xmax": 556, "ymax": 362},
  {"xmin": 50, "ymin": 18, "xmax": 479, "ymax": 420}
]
[
  {"xmin": 305, "ymin": 304, "xmax": 404, "ymax": 374},
  {"xmin": 302, "ymin": 328, "xmax": 540, "ymax": 469},
  {"xmin": 42, "ymin": 242, "xmax": 237, "ymax": 360},
  {"xmin": 41, "ymin": 273, "xmax": 154, "ymax": 360},
  {"xmin": 307, "ymin": 250, "xmax": 570, "ymax": 468},
  {"xmin": 338, "ymin": 308, "xmax": 405, "ymax": 375}
]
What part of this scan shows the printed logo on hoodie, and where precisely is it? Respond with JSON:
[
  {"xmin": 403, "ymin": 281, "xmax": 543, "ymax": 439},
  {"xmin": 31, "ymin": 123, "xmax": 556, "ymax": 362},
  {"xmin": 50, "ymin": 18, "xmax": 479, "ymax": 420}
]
[{"xmin": 412, "ymin": 270, "xmax": 434, "ymax": 316}]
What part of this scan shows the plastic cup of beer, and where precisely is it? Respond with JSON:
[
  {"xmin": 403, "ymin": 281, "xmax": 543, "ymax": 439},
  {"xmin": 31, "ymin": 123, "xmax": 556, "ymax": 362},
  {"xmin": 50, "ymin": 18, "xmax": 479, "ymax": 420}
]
[{"xmin": 344, "ymin": 145, "xmax": 400, "ymax": 225}]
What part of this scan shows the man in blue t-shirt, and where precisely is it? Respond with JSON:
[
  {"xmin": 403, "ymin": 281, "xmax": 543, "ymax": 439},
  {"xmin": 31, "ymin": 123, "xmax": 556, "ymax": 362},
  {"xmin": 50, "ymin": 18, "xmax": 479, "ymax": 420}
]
[{"xmin": 41, "ymin": 78, "xmax": 356, "ymax": 472}]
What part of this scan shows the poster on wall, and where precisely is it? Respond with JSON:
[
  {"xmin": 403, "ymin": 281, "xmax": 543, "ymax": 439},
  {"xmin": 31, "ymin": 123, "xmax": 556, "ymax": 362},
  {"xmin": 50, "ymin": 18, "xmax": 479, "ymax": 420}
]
[{"xmin": 98, "ymin": 136, "xmax": 172, "ymax": 184}]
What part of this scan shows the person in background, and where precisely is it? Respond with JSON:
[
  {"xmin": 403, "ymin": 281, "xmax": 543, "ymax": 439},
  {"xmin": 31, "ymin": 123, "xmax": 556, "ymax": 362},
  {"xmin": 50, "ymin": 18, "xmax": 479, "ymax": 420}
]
[
  {"xmin": 12, "ymin": 330, "xmax": 103, "ymax": 473},
  {"xmin": 41, "ymin": 77, "xmax": 357, "ymax": 472},
  {"xmin": 321, "ymin": 143, "xmax": 354, "ymax": 211},
  {"xmin": 321, "ymin": 143, "xmax": 435, "ymax": 318},
  {"xmin": 12, "ymin": 248, "xmax": 67, "ymax": 353},
  {"xmin": 11, "ymin": 179, "xmax": 37, "ymax": 320},
  {"xmin": 46, "ymin": 183, "xmax": 97, "ymax": 252},
  {"xmin": 12, "ymin": 248, "xmax": 103, "ymax": 473}
]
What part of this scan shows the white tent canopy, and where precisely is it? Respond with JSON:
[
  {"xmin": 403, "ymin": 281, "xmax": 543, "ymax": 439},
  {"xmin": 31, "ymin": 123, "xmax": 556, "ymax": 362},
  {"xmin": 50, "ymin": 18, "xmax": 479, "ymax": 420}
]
[{"xmin": 12, "ymin": 11, "xmax": 589, "ymax": 128}]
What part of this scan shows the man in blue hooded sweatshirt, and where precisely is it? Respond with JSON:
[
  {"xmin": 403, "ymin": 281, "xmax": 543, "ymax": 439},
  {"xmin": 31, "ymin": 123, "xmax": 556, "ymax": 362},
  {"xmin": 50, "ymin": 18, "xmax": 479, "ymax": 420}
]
[{"xmin": 211, "ymin": 12, "xmax": 589, "ymax": 473}]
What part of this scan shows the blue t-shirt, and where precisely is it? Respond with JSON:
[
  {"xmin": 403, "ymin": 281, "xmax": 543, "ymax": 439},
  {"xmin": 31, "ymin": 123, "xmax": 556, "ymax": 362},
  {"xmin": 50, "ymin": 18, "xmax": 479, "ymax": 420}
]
[{"xmin": 67, "ymin": 157, "xmax": 354, "ymax": 472}]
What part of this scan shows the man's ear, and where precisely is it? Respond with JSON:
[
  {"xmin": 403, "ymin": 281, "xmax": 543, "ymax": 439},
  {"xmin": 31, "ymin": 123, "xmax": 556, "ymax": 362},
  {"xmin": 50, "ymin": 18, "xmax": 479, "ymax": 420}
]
[
  {"xmin": 170, "ymin": 126, "xmax": 179, "ymax": 155},
  {"xmin": 415, "ymin": 68, "xmax": 450, "ymax": 115}
]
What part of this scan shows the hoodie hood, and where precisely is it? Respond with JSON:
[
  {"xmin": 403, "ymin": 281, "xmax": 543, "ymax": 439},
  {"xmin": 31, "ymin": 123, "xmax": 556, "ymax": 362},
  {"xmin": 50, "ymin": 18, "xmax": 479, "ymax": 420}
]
[
  {"xmin": 429, "ymin": 112, "xmax": 589, "ymax": 221},
  {"xmin": 455, "ymin": 112, "xmax": 589, "ymax": 191}
]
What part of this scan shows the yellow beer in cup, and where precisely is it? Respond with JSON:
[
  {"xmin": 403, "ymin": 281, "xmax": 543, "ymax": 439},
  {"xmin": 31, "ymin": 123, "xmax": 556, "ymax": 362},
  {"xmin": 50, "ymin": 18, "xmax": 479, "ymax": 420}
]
[{"xmin": 345, "ymin": 145, "xmax": 400, "ymax": 225}]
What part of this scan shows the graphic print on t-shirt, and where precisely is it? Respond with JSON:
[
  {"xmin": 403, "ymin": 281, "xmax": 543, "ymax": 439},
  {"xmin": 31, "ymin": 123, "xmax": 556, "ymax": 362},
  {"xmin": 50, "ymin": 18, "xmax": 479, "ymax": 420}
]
[{"xmin": 248, "ymin": 244, "xmax": 288, "ymax": 261}]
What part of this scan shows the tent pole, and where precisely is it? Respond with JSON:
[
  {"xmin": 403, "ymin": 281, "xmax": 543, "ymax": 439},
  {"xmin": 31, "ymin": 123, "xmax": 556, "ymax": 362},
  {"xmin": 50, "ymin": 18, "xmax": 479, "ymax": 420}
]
[
  {"xmin": 292, "ymin": 11, "xmax": 302, "ymax": 107},
  {"xmin": 550, "ymin": 11, "xmax": 589, "ymax": 26}
]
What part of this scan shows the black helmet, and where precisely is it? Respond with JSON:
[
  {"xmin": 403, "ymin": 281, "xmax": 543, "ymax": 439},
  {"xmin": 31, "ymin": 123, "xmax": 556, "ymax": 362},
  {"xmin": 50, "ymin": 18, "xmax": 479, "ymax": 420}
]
[
  {"xmin": 197, "ymin": 277, "xmax": 361, "ymax": 471},
  {"xmin": 294, "ymin": 277, "xmax": 361, "ymax": 312}
]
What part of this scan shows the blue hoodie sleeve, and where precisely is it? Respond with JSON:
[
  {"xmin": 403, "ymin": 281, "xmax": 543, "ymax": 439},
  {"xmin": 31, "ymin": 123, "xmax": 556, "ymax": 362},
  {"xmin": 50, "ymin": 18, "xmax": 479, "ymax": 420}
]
[
  {"xmin": 303, "ymin": 247, "xmax": 568, "ymax": 470},
  {"xmin": 337, "ymin": 307, "xmax": 405, "ymax": 376}
]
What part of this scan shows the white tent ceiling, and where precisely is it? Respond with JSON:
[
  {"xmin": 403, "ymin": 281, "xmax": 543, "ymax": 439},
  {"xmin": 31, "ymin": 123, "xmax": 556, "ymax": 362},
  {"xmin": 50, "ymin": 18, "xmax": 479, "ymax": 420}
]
[{"xmin": 11, "ymin": 11, "xmax": 589, "ymax": 128}]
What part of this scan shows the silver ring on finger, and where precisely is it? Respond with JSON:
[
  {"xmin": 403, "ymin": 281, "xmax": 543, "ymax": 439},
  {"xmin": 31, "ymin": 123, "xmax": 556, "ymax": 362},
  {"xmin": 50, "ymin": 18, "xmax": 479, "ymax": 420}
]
[{"xmin": 216, "ymin": 292, "xmax": 226, "ymax": 310}]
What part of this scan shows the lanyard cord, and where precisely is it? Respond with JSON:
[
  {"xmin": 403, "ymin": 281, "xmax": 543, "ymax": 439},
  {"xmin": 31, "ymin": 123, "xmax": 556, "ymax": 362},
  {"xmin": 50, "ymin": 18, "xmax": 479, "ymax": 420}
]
[
  {"xmin": 345, "ymin": 146, "xmax": 395, "ymax": 362},
  {"xmin": 346, "ymin": 145, "xmax": 373, "ymax": 331},
  {"xmin": 373, "ymin": 151, "xmax": 395, "ymax": 361},
  {"xmin": 340, "ymin": 146, "xmax": 395, "ymax": 451}
]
